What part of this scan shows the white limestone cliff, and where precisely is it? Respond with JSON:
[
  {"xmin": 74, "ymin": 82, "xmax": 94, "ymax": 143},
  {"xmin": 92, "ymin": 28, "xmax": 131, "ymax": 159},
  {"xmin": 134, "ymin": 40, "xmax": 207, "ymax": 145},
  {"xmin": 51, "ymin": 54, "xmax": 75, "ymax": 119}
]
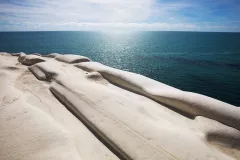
[{"xmin": 0, "ymin": 52, "xmax": 239, "ymax": 160}]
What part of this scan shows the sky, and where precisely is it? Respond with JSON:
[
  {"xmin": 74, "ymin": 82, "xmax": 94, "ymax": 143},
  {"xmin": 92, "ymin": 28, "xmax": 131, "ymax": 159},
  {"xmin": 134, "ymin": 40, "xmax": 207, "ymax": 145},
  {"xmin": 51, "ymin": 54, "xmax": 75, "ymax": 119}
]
[{"xmin": 0, "ymin": 0, "xmax": 240, "ymax": 32}]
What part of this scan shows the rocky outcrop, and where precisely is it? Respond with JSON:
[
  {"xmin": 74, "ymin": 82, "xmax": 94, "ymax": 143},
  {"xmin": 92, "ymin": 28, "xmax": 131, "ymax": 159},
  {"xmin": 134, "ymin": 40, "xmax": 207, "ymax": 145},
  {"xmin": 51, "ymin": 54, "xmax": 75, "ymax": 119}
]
[
  {"xmin": 18, "ymin": 54, "xmax": 46, "ymax": 66},
  {"xmin": 75, "ymin": 62, "xmax": 240, "ymax": 131},
  {"xmin": 0, "ymin": 52, "xmax": 239, "ymax": 160},
  {"xmin": 55, "ymin": 54, "xmax": 91, "ymax": 63},
  {"xmin": 45, "ymin": 53, "xmax": 60, "ymax": 58}
]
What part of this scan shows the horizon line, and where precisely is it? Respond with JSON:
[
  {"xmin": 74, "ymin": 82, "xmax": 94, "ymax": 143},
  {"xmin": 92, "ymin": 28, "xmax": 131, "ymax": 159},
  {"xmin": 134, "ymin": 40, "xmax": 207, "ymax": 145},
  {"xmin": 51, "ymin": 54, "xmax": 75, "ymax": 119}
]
[{"xmin": 0, "ymin": 30, "xmax": 240, "ymax": 33}]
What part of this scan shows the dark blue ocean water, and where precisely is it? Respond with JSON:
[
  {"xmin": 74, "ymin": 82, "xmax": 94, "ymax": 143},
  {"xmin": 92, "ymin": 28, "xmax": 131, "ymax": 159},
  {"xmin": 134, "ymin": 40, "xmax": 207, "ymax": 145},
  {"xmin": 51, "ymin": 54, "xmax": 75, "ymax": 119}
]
[{"xmin": 0, "ymin": 31, "xmax": 239, "ymax": 106}]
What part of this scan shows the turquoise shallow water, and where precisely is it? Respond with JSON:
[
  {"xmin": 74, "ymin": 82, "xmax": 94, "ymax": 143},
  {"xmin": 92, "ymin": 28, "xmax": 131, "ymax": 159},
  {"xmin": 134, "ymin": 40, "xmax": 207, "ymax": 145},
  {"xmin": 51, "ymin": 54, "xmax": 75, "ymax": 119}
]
[{"xmin": 0, "ymin": 31, "xmax": 239, "ymax": 106}]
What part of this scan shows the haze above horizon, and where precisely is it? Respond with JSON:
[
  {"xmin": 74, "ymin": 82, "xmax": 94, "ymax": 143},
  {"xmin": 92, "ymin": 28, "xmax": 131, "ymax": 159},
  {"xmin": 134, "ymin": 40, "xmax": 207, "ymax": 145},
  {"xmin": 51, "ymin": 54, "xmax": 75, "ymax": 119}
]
[{"xmin": 0, "ymin": 0, "xmax": 240, "ymax": 32}]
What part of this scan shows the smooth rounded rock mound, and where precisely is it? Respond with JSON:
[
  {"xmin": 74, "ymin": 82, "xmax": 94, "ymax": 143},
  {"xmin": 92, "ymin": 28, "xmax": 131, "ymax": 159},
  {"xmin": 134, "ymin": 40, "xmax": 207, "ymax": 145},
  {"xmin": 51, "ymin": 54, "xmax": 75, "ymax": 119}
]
[
  {"xmin": 18, "ymin": 54, "xmax": 45, "ymax": 66},
  {"xmin": 45, "ymin": 53, "xmax": 60, "ymax": 58},
  {"xmin": 55, "ymin": 54, "xmax": 90, "ymax": 64}
]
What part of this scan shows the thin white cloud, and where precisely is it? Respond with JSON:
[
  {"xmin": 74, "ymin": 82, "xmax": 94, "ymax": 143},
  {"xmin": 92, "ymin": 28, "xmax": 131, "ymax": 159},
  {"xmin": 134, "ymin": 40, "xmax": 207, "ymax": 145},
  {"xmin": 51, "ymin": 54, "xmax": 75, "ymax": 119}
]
[
  {"xmin": 4, "ymin": 21, "xmax": 237, "ymax": 32},
  {"xmin": 55, "ymin": 22, "xmax": 198, "ymax": 31},
  {"xmin": 0, "ymin": 0, "xmax": 239, "ymax": 31},
  {"xmin": 0, "ymin": 0, "xmax": 156, "ymax": 23}
]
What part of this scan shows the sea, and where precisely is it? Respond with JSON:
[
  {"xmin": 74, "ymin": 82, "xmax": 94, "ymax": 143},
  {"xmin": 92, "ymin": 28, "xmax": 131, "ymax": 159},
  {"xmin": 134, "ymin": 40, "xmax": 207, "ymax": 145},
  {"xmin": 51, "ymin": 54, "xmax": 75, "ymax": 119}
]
[{"xmin": 0, "ymin": 31, "xmax": 239, "ymax": 106}]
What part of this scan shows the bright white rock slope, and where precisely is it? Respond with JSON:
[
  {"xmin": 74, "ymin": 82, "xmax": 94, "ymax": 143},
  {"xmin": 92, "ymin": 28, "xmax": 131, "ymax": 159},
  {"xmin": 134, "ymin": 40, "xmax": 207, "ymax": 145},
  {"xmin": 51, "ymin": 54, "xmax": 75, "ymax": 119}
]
[{"xmin": 0, "ymin": 53, "xmax": 239, "ymax": 160}]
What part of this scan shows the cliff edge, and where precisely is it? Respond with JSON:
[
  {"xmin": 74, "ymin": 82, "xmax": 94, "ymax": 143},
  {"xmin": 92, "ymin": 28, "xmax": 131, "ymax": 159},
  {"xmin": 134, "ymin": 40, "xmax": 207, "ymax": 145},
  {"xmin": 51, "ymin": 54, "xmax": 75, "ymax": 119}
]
[{"xmin": 0, "ymin": 52, "xmax": 239, "ymax": 160}]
